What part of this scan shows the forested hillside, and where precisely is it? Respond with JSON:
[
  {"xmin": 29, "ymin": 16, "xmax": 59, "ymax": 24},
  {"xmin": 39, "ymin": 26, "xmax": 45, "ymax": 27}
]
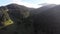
[{"xmin": 0, "ymin": 3, "xmax": 33, "ymax": 34}]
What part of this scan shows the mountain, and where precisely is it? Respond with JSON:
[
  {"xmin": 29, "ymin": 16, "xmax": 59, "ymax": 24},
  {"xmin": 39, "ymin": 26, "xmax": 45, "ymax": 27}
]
[
  {"xmin": 31, "ymin": 4, "xmax": 57, "ymax": 15},
  {"xmin": 0, "ymin": 3, "xmax": 33, "ymax": 34},
  {"xmin": 0, "ymin": 3, "xmax": 58, "ymax": 34}
]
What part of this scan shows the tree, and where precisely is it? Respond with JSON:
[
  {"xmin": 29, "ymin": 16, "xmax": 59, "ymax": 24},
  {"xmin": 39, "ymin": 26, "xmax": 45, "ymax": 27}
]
[{"xmin": 0, "ymin": 6, "xmax": 13, "ymax": 29}]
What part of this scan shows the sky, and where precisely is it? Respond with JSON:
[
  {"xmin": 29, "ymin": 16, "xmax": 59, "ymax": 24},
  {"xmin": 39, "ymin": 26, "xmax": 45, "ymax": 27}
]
[{"xmin": 0, "ymin": 0, "xmax": 60, "ymax": 8}]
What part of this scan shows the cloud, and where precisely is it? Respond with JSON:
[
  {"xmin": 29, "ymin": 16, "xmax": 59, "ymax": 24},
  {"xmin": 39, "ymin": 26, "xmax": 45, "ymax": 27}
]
[
  {"xmin": 45, "ymin": 0, "xmax": 60, "ymax": 4},
  {"xmin": 12, "ymin": 0, "xmax": 22, "ymax": 3},
  {"xmin": 2, "ymin": 0, "xmax": 60, "ymax": 8},
  {"xmin": 11, "ymin": 0, "xmax": 60, "ymax": 8},
  {"xmin": 10, "ymin": 0, "xmax": 41, "ymax": 8}
]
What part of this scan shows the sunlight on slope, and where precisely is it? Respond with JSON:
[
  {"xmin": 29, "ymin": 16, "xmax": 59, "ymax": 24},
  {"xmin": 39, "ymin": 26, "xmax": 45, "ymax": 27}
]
[{"xmin": 2, "ymin": 19, "xmax": 14, "ymax": 26}]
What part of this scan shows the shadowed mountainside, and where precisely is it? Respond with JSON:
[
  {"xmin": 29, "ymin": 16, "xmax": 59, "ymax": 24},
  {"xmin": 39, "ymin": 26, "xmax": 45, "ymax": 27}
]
[
  {"xmin": 0, "ymin": 3, "xmax": 59, "ymax": 34},
  {"xmin": 0, "ymin": 3, "xmax": 34, "ymax": 34}
]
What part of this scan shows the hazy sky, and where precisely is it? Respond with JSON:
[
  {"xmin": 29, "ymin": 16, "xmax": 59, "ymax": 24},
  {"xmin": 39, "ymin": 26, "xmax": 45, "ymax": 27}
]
[{"xmin": 0, "ymin": 0, "xmax": 60, "ymax": 8}]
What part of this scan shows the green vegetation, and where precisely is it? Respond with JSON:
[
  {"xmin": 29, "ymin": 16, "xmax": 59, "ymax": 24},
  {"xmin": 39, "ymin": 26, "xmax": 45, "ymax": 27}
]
[
  {"xmin": 0, "ymin": 4, "xmax": 33, "ymax": 34},
  {"xmin": 3, "ymin": 19, "xmax": 13, "ymax": 26},
  {"xmin": 0, "ymin": 6, "xmax": 14, "ymax": 29}
]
